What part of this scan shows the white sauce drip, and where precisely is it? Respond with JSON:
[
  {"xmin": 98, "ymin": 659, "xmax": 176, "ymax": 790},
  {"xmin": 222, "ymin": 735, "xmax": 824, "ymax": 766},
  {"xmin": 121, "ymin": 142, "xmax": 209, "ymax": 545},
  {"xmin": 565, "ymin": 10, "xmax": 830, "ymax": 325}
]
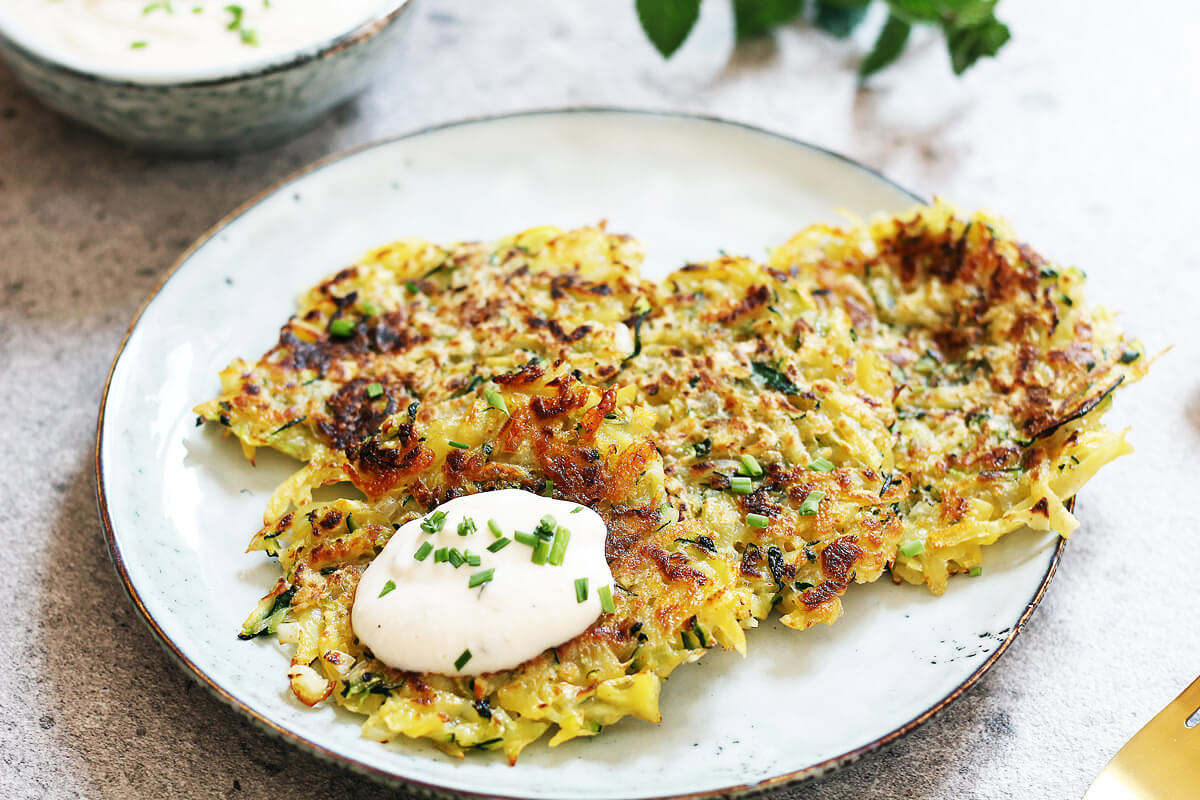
[
  {"xmin": 1, "ymin": 0, "xmax": 392, "ymax": 82},
  {"xmin": 352, "ymin": 489, "xmax": 614, "ymax": 676}
]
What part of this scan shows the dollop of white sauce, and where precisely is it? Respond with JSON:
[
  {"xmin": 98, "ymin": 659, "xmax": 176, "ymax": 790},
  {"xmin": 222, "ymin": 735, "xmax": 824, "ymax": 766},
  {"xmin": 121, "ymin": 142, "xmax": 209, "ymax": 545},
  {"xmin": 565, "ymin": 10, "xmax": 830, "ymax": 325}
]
[
  {"xmin": 1, "ymin": 0, "xmax": 392, "ymax": 82},
  {"xmin": 352, "ymin": 489, "xmax": 614, "ymax": 676}
]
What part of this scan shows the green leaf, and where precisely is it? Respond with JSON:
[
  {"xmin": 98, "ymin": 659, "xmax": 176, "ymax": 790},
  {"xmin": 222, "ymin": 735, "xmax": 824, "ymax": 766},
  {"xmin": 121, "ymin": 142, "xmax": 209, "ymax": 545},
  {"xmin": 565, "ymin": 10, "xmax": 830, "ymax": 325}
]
[
  {"xmin": 945, "ymin": 16, "xmax": 1010, "ymax": 74},
  {"xmin": 814, "ymin": 0, "xmax": 869, "ymax": 39},
  {"xmin": 858, "ymin": 13, "xmax": 912, "ymax": 82},
  {"xmin": 636, "ymin": 0, "xmax": 702, "ymax": 58},
  {"xmin": 733, "ymin": 0, "xmax": 804, "ymax": 39},
  {"xmin": 885, "ymin": 0, "xmax": 941, "ymax": 23}
]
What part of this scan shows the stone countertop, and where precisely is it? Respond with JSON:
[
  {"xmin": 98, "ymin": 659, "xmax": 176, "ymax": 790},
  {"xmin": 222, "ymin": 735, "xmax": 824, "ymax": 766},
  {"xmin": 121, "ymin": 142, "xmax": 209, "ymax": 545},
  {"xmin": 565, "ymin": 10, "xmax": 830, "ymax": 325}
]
[{"xmin": 1, "ymin": 1, "xmax": 1197, "ymax": 798}]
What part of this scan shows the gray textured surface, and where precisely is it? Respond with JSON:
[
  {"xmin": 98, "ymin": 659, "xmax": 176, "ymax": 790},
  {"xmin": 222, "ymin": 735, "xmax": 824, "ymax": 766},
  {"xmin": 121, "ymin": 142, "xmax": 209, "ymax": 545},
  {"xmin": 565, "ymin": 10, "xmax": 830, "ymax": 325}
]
[{"xmin": 1, "ymin": 1, "xmax": 1197, "ymax": 798}]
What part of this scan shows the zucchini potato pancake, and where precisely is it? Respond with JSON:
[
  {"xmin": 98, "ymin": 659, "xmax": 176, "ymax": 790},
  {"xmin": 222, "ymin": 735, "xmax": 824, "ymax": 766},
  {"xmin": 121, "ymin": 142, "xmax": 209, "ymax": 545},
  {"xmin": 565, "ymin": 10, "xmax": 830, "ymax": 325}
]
[{"xmin": 196, "ymin": 202, "xmax": 1145, "ymax": 762}]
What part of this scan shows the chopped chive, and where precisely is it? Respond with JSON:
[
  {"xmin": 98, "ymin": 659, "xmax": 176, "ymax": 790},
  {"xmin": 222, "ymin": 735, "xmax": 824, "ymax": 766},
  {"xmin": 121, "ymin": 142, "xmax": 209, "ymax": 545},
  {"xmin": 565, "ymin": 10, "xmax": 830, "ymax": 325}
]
[
  {"xmin": 531, "ymin": 537, "xmax": 552, "ymax": 565},
  {"xmin": 536, "ymin": 515, "xmax": 557, "ymax": 539},
  {"xmin": 468, "ymin": 568, "xmax": 495, "ymax": 588},
  {"xmin": 968, "ymin": 566, "xmax": 983, "ymax": 577},
  {"xmin": 433, "ymin": 547, "xmax": 448, "ymax": 563},
  {"xmin": 457, "ymin": 517, "xmax": 477, "ymax": 536},
  {"xmin": 420, "ymin": 511, "xmax": 448, "ymax": 533},
  {"xmin": 130, "ymin": 40, "xmax": 148, "ymax": 49},
  {"xmin": 466, "ymin": 553, "xmax": 482, "ymax": 567},
  {"xmin": 413, "ymin": 542, "xmax": 433, "ymax": 561},
  {"xmin": 597, "ymin": 585, "xmax": 615, "ymax": 614},
  {"xmin": 548, "ymin": 526, "xmax": 571, "ymax": 566},
  {"xmin": 745, "ymin": 513, "xmax": 770, "ymax": 528},
  {"xmin": 808, "ymin": 457, "xmax": 835, "ymax": 472},
  {"xmin": 448, "ymin": 440, "xmax": 469, "ymax": 449},
  {"xmin": 448, "ymin": 548, "xmax": 465, "ymax": 568},
  {"xmin": 513, "ymin": 531, "xmax": 539, "ymax": 547},
  {"xmin": 487, "ymin": 537, "xmax": 511, "ymax": 552},
  {"xmin": 454, "ymin": 649, "xmax": 471, "ymax": 671},
  {"xmin": 574, "ymin": 577, "xmax": 589, "ymax": 603},
  {"xmin": 730, "ymin": 476, "xmax": 753, "ymax": 494},
  {"xmin": 329, "ymin": 318, "xmax": 355, "ymax": 338},
  {"xmin": 484, "ymin": 386, "xmax": 509, "ymax": 414},
  {"xmin": 570, "ymin": 506, "xmax": 583, "ymax": 514},
  {"xmin": 542, "ymin": 479, "xmax": 554, "ymax": 496},
  {"xmin": 738, "ymin": 454, "xmax": 763, "ymax": 478},
  {"xmin": 898, "ymin": 541, "xmax": 925, "ymax": 558},
  {"xmin": 359, "ymin": 300, "xmax": 379, "ymax": 316},
  {"xmin": 405, "ymin": 280, "xmax": 420, "ymax": 294},
  {"xmin": 366, "ymin": 382, "xmax": 383, "ymax": 398},
  {"xmin": 798, "ymin": 490, "xmax": 824, "ymax": 516},
  {"xmin": 487, "ymin": 519, "xmax": 503, "ymax": 538},
  {"xmin": 378, "ymin": 579, "xmax": 396, "ymax": 598}
]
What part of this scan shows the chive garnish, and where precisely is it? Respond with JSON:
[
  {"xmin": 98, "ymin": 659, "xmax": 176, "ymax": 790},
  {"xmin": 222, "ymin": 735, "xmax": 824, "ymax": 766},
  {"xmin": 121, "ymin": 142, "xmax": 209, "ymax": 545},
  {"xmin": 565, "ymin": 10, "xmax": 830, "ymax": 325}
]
[
  {"xmin": 487, "ymin": 537, "xmax": 511, "ymax": 552},
  {"xmin": 420, "ymin": 511, "xmax": 448, "ymax": 533},
  {"xmin": 329, "ymin": 318, "xmax": 355, "ymax": 337},
  {"xmin": 597, "ymin": 585, "xmax": 615, "ymax": 614},
  {"xmin": 413, "ymin": 542, "xmax": 433, "ymax": 561},
  {"xmin": 808, "ymin": 457, "xmax": 835, "ymax": 472},
  {"xmin": 366, "ymin": 382, "xmax": 383, "ymax": 398},
  {"xmin": 574, "ymin": 577, "xmax": 589, "ymax": 603},
  {"xmin": 535, "ymin": 515, "xmax": 557, "ymax": 539},
  {"xmin": 484, "ymin": 386, "xmax": 509, "ymax": 414},
  {"xmin": 359, "ymin": 300, "xmax": 379, "ymax": 316},
  {"xmin": 457, "ymin": 517, "xmax": 477, "ymax": 536},
  {"xmin": 968, "ymin": 566, "xmax": 983, "ymax": 577},
  {"xmin": 746, "ymin": 513, "xmax": 769, "ymax": 528},
  {"xmin": 542, "ymin": 479, "xmax": 554, "ymax": 496},
  {"xmin": 466, "ymin": 553, "xmax": 482, "ymax": 567},
  {"xmin": 468, "ymin": 568, "xmax": 494, "ymax": 588},
  {"xmin": 730, "ymin": 476, "xmax": 753, "ymax": 494},
  {"xmin": 433, "ymin": 547, "xmax": 448, "ymax": 563},
  {"xmin": 454, "ymin": 649, "xmax": 472, "ymax": 671},
  {"xmin": 548, "ymin": 526, "xmax": 571, "ymax": 566},
  {"xmin": 531, "ymin": 537, "xmax": 552, "ymax": 565},
  {"xmin": 378, "ymin": 579, "xmax": 396, "ymax": 598},
  {"xmin": 898, "ymin": 541, "xmax": 925, "ymax": 558},
  {"xmin": 738, "ymin": 454, "xmax": 764, "ymax": 478},
  {"xmin": 448, "ymin": 548, "xmax": 465, "ymax": 568},
  {"xmin": 570, "ymin": 506, "xmax": 583, "ymax": 514},
  {"xmin": 405, "ymin": 280, "xmax": 420, "ymax": 294},
  {"xmin": 448, "ymin": 440, "xmax": 469, "ymax": 449},
  {"xmin": 513, "ymin": 531, "xmax": 539, "ymax": 547},
  {"xmin": 130, "ymin": 41, "xmax": 148, "ymax": 49},
  {"xmin": 798, "ymin": 490, "xmax": 824, "ymax": 516},
  {"xmin": 487, "ymin": 519, "xmax": 503, "ymax": 538}
]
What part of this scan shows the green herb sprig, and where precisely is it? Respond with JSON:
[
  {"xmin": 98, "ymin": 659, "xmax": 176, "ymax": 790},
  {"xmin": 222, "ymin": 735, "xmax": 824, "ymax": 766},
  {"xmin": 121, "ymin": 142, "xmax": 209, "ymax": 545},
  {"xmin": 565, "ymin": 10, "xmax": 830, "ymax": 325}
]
[{"xmin": 635, "ymin": 0, "xmax": 1010, "ymax": 82}]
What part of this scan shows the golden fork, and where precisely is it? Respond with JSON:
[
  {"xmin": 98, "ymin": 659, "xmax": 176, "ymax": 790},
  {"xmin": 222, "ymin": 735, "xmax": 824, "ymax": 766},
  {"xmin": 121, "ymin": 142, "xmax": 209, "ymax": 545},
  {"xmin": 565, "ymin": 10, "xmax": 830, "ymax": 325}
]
[{"xmin": 1083, "ymin": 674, "xmax": 1200, "ymax": 799}]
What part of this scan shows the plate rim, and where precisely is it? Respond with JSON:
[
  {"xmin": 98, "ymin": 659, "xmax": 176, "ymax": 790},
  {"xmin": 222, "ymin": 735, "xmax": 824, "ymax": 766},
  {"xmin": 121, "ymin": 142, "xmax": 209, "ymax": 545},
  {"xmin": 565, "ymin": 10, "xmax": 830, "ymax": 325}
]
[{"xmin": 94, "ymin": 107, "xmax": 1067, "ymax": 800}]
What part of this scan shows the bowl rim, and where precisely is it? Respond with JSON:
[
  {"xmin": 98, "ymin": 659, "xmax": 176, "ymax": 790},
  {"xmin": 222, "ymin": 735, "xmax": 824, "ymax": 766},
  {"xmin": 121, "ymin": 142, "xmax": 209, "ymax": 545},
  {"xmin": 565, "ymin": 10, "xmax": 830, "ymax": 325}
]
[
  {"xmin": 0, "ymin": 0, "xmax": 412, "ymax": 88},
  {"xmin": 95, "ymin": 107, "xmax": 1070, "ymax": 800}
]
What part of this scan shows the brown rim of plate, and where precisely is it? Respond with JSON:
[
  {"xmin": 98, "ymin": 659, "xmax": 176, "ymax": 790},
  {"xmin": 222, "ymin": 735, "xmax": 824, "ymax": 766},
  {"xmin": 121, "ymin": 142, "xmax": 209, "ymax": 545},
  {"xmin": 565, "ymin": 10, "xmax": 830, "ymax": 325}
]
[
  {"xmin": 93, "ymin": 109, "xmax": 1072, "ymax": 800},
  {"xmin": 0, "ymin": 0, "xmax": 412, "ymax": 89}
]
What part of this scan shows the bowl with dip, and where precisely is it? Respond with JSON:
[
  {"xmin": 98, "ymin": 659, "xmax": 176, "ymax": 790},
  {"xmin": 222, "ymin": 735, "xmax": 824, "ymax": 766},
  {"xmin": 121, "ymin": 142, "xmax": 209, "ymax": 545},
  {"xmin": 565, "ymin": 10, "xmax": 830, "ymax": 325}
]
[{"xmin": 0, "ymin": 0, "xmax": 414, "ymax": 153}]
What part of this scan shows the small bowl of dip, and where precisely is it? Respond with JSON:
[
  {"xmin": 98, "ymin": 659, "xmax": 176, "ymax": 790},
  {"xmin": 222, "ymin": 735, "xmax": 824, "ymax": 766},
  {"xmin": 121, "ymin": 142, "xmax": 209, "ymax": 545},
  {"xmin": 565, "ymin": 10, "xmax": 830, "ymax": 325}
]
[{"xmin": 0, "ymin": 0, "xmax": 414, "ymax": 154}]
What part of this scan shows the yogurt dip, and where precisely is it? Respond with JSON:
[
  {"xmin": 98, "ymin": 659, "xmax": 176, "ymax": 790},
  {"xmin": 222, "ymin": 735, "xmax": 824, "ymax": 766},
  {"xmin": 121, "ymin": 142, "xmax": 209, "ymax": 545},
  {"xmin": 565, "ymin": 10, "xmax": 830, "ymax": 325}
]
[
  {"xmin": 0, "ymin": 0, "xmax": 396, "ymax": 82},
  {"xmin": 352, "ymin": 489, "xmax": 616, "ymax": 676}
]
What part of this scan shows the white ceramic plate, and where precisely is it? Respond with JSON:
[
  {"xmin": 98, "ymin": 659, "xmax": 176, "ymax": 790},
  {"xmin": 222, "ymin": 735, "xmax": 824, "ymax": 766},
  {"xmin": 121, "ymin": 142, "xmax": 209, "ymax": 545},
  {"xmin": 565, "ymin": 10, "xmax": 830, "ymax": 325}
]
[{"xmin": 97, "ymin": 110, "xmax": 1064, "ymax": 800}]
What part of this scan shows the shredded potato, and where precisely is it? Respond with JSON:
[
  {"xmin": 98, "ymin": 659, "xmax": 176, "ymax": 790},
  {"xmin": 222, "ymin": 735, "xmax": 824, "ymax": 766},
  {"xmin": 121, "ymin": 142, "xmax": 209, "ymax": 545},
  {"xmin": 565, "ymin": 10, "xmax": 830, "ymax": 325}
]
[{"xmin": 197, "ymin": 203, "xmax": 1144, "ymax": 760}]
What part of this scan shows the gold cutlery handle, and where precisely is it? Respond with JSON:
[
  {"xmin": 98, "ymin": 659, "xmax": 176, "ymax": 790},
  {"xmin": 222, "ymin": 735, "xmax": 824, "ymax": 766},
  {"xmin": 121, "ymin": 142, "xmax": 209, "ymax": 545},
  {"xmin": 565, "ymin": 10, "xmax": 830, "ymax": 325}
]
[{"xmin": 1084, "ymin": 674, "xmax": 1200, "ymax": 799}]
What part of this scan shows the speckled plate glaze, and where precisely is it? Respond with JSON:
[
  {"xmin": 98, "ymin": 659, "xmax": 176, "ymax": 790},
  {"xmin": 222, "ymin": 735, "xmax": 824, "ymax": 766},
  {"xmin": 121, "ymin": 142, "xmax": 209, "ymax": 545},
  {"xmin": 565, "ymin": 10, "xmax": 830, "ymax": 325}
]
[{"xmin": 96, "ymin": 110, "xmax": 1066, "ymax": 800}]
